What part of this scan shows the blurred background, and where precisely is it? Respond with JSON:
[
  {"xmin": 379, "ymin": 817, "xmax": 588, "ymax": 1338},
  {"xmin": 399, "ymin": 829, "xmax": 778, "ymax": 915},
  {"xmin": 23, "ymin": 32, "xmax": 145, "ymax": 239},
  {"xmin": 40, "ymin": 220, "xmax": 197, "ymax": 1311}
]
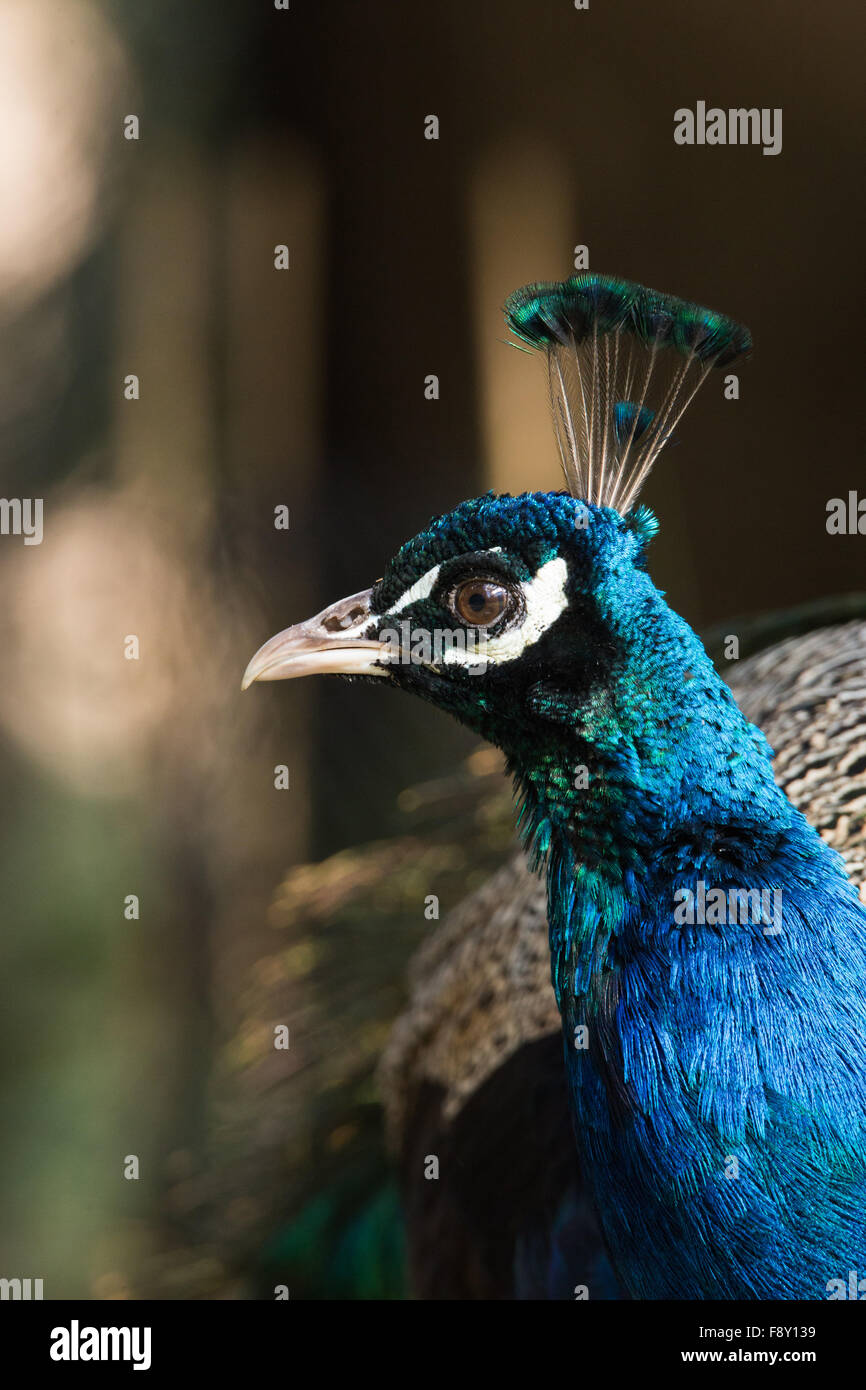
[{"xmin": 0, "ymin": 0, "xmax": 863, "ymax": 1297}]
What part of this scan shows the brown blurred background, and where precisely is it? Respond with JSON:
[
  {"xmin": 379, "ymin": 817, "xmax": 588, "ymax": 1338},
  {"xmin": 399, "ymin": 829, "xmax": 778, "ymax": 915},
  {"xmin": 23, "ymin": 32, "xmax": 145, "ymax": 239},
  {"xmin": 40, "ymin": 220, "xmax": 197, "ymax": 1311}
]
[{"xmin": 0, "ymin": 0, "xmax": 863, "ymax": 1297}]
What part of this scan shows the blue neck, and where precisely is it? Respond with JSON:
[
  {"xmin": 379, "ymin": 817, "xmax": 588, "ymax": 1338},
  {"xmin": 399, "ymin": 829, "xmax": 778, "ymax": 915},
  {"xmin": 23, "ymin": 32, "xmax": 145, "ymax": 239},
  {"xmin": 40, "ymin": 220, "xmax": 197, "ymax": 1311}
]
[{"xmin": 508, "ymin": 572, "xmax": 866, "ymax": 1297}]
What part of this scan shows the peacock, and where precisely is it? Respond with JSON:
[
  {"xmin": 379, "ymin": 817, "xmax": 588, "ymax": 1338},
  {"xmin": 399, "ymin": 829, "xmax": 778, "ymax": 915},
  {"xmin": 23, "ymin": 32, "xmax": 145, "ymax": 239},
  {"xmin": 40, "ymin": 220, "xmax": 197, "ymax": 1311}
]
[{"xmin": 243, "ymin": 274, "xmax": 866, "ymax": 1299}]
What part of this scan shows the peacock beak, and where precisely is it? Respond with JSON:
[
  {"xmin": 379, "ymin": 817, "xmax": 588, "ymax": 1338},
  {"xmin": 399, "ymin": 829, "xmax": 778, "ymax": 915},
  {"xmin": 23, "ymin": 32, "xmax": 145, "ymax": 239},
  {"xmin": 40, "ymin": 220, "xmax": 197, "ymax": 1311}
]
[{"xmin": 241, "ymin": 587, "xmax": 390, "ymax": 689}]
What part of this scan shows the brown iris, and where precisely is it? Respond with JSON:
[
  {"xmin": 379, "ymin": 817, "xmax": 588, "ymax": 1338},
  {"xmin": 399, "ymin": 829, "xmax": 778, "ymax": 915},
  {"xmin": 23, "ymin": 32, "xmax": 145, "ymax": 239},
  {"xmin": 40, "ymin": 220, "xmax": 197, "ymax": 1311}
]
[{"xmin": 452, "ymin": 578, "xmax": 510, "ymax": 627}]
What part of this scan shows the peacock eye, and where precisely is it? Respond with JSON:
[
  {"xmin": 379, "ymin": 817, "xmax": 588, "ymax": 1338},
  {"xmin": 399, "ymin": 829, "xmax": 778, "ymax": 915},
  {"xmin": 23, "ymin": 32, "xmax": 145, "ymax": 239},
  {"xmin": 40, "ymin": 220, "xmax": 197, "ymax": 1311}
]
[{"xmin": 451, "ymin": 578, "xmax": 510, "ymax": 627}]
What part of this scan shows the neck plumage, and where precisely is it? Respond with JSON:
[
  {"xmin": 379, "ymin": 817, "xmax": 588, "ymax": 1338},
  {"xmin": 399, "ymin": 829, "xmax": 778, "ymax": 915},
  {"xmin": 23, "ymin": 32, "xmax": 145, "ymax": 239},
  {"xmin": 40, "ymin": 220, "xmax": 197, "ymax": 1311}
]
[{"xmin": 507, "ymin": 573, "xmax": 812, "ymax": 1004}]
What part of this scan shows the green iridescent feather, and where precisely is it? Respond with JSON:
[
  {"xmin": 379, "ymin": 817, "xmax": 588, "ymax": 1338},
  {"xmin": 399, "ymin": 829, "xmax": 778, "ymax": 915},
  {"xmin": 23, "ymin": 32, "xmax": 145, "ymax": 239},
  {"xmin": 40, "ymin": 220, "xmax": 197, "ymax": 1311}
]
[{"xmin": 504, "ymin": 272, "xmax": 751, "ymax": 366}]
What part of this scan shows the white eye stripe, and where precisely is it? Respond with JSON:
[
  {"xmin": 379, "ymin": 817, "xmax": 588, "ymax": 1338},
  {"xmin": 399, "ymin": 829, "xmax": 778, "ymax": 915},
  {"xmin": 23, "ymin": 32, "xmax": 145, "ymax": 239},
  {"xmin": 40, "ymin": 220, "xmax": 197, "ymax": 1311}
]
[
  {"xmin": 383, "ymin": 548, "xmax": 505, "ymax": 619},
  {"xmin": 384, "ymin": 563, "xmax": 442, "ymax": 616}
]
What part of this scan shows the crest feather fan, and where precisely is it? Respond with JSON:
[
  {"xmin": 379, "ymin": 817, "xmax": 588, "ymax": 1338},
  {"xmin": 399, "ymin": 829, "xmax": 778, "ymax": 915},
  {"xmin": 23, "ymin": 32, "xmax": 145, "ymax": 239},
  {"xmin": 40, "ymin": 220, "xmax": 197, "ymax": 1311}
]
[{"xmin": 504, "ymin": 273, "xmax": 751, "ymax": 514}]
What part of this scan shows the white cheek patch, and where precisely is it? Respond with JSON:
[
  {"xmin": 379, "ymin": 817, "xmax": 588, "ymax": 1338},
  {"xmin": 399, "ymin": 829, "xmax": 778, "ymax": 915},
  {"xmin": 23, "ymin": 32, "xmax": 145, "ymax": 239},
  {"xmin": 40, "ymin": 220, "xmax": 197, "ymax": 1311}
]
[{"xmin": 441, "ymin": 555, "xmax": 569, "ymax": 668}]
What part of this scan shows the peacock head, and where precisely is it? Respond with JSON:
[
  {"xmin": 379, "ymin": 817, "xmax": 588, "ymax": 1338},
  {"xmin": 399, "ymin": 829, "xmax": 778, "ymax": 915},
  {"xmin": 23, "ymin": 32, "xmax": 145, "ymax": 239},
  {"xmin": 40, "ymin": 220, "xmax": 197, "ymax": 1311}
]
[
  {"xmin": 242, "ymin": 274, "xmax": 751, "ymax": 760},
  {"xmin": 242, "ymin": 489, "xmax": 660, "ymax": 749}
]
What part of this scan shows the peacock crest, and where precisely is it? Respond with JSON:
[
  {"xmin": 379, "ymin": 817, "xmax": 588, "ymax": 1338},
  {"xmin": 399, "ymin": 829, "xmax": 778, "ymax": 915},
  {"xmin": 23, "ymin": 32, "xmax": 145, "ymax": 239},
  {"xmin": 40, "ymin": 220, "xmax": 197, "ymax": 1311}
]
[{"xmin": 504, "ymin": 273, "xmax": 751, "ymax": 515}]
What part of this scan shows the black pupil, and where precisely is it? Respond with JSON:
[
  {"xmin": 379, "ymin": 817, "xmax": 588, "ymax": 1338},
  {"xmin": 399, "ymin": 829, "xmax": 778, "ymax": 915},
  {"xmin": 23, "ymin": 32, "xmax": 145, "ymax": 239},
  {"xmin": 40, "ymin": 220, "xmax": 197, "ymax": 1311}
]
[{"xmin": 456, "ymin": 580, "xmax": 507, "ymax": 624}]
